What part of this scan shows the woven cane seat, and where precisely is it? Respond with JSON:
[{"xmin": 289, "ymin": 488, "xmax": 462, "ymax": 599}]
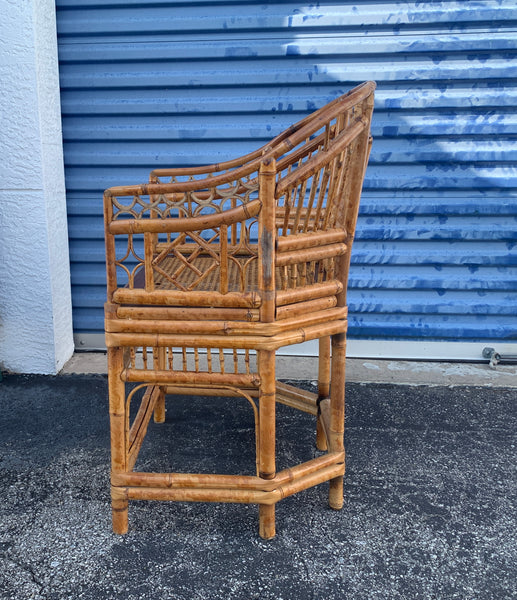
[{"xmin": 133, "ymin": 254, "xmax": 332, "ymax": 295}]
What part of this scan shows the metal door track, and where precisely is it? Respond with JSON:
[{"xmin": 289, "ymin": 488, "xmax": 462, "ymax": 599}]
[{"xmin": 483, "ymin": 347, "xmax": 517, "ymax": 370}]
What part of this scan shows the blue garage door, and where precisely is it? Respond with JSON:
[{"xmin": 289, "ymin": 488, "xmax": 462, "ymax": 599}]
[{"xmin": 56, "ymin": 1, "xmax": 517, "ymax": 352}]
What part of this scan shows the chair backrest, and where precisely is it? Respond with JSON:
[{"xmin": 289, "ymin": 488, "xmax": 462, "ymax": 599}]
[{"xmin": 103, "ymin": 81, "xmax": 375, "ymax": 319}]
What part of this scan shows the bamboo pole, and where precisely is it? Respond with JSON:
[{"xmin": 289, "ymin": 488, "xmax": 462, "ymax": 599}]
[
  {"xmin": 108, "ymin": 347, "xmax": 128, "ymax": 534},
  {"xmin": 106, "ymin": 307, "xmax": 346, "ymax": 337},
  {"xmin": 164, "ymin": 380, "xmax": 325, "ymax": 409},
  {"xmin": 258, "ymin": 348, "xmax": 276, "ymax": 539},
  {"xmin": 275, "ymin": 381, "xmax": 318, "ymax": 415},
  {"xmin": 144, "ymin": 233, "xmax": 155, "ymax": 292},
  {"xmin": 108, "ymin": 199, "xmax": 261, "ymax": 235},
  {"xmin": 328, "ymin": 332, "xmax": 346, "ymax": 510},
  {"xmin": 164, "ymin": 385, "xmax": 259, "ymax": 398},
  {"xmin": 258, "ymin": 350, "xmax": 276, "ymax": 479},
  {"xmin": 272, "ymin": 83, "xmax": 374, "ymax": 162},
  {"xmin": 119, "ymin": 463, "xmax": 345, "ymax": 505},
  {"xmin": 103, "ymin": 191, "xmax": 118, "ymax": 299},
  {"xmin": 276, "ymin": 120, "xmax": 366, "ymax": 197},
  {"xmin": 317, "ymin": 336, "xmax": 331, "ymax": 451},
  {"xmin": 122, "ymin": 369, "xmax": 260, "ymax": 388},
  {"xmin": 126, "ymin": 486, "xmax": 276, "ymax": 505},
  {"xmin": 104, "ymin": 302, "xmax": 119, "ymax": 331},
  {"xmin": 258, "ymin": 158, "xmax": 276, "ymax": 323},
  {"xmin": 111, "ymin": 452, "xmax": 343, "ymax": 491},
  {"xmin": 276, "ymin": 297, "xmax": 339, "ymax": 320},
  {"xmin": 112, "ymin": 289, "xmax": 260, "ymax": 308},
  {"xmin": 275, "ymin": 464, "xmax": 345, "ymax": 501},
  {"xmin": 219, "ymin": 224, "xmax": 229, "ymax": 295},
  {"xmin": 127, "ymin": 385, "xmax": 160, "ymax": 471},
  {"xmin": 276, "ymin": 228, "xmax": 346, "ymax": 252},
  {"xmin": 337, "ymin": 107, "xmax": 375, "ymax": 308},
  {"xmin": 275, "ymin": 129, "xmax": 326, "ymax": 173},
  {"xmin": 275, "ymin": 242, "xmax": 347, "ymax": 267},
  {"xmin": 155, "ymin": 242, "xmax": 259, "ymax": 256},
  {"xmin": 317, "ymin": 398, "xmax": 331, "ymax": 449},
  {"xmin": 105, "ymin": 83, "xmax": 375, "ymax": 202},
  {"xmin": 111, "ymin": 486, "xmax": 129, "ymax": 533},
  {"xmin": 151, "ymin": 144, "xmax": 267, "ymax": 178},
  {"xmin": 128, "ymin": 385, "xmax": 157, "ymax": 446},
  {"xmin": 117, "ymin": 306, "xmax": 259, "ymax": 322},
  {"xmin": 154, "ymin": 349, "xmax": 166, "ymax": 423},
  {"xmin": 275, "ymin": 280, "xmax": 343, "ymax": 306},
  {"xmin": 106, "ymin": 320, "xmax": 347, "ymax": 352}
]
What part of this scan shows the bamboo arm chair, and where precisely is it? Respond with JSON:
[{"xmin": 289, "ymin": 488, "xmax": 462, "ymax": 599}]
[{"xmin": 103, "ymin": 81, "xmax": 375, "ymax": 539}]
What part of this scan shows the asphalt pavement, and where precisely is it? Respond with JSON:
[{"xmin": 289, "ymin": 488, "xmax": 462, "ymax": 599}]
[{"xmin": 0, "ymin": 374, "xmax": 515, "ymax": 599}]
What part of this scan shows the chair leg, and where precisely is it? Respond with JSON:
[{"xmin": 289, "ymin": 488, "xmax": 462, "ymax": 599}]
[
  {"xmin": 316, "ymin": 336, "xmax": 331, "ymax": 451},
  {"xmin": 153, "ymin": 387, "xmax": 166, "ymax": 423},
  {"xmin": 257, "ymin": 349, "xmax": 276, "ymax": 539},
  {"xmin": 153, "ymin": 348, "xmax": 166, "ymax": 423},
  {"xmin": 259, "ymin": 504, "xmax": 275, "ymax": 539},
  {"xmin": 107, "ymin": 347, "xmax": 129, "ymax": 532},
  {"xmin": 328, "ymin": 332, "xmax": 346, "ymax": 510},
  {"xmin": 112, "ymin": 494, "xmax": 129, "ymax": 534}
]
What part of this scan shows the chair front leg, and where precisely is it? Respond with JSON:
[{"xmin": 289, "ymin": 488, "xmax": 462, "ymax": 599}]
[
  {"xmin": 257, "ymin": 349, "xmax": 276, "ymax": 539},
  {"xmin": 108, "ymin": 347, "xmax": 129, "ymax": 533}
]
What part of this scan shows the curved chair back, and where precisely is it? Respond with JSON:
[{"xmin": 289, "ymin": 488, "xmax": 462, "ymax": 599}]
[{"xmin": 104, "ymin": 81, "xmax": 375, "ymax": 323}]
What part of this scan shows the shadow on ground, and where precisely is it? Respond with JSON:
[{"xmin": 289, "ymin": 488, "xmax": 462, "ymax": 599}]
[{"xmin": 0, "ymin": 374, "xmax": 515, "ymax": 599}]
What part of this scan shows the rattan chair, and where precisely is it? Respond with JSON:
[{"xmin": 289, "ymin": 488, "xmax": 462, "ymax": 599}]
[{"xmin": 103, "ymin": 81, "xmax": 375, "ymax": 538}]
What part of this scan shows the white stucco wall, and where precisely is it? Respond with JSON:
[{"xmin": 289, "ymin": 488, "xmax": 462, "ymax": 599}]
[{"xmin": 0, "ymin": 0, "xmax": 74, "ymax": 374}]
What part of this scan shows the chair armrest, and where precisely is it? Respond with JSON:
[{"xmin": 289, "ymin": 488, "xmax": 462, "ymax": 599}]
[
  {"xmin": 108, "ymin": 199, "xmax": 261, "ymax": 235},
  {"xmin": 107, "ymin": 158, "xmax": 259, "ymax": 197},
  {"xmin": 149, "ymin": 144, "xmax": 270, "ymax": 181}
]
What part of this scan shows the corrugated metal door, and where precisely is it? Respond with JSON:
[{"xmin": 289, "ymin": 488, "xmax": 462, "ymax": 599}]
[{"xmin": 56, "ymin": 1, "xmax": 517, "ymax": 353}]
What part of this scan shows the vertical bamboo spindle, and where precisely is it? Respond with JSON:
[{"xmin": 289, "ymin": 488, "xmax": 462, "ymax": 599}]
[
  {"xmin": 144, "ymin": 233, "xmax": 155, "ymax": 292},
  {"xmin": 328, "ymin": 332, "xmax": 346, "ymax": 510},
  {"xmin": 258, "ymin": 158, "xmax": 277, "ymax": 538},
  {"xmin": 108, "ymin": 347, "xmax": 129, "ymax": 533},
  {"xmin": 316, "ymin": 336, "xmax": 331, "ymax": 451}
]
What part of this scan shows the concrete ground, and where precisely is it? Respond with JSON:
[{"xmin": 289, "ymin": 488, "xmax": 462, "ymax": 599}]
[
  {"xmin": 0, "ymin": 361, "xmax": 516, "ymax": 599},
  {"xmin": 63, "ymin": 352, "xmax": 517, "ymax": 387}
]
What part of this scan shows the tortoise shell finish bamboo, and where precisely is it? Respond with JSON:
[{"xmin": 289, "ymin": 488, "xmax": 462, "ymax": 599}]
[{"xmin": 104, "ymin": 81, "xmax": 375, "ymax": 539}]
